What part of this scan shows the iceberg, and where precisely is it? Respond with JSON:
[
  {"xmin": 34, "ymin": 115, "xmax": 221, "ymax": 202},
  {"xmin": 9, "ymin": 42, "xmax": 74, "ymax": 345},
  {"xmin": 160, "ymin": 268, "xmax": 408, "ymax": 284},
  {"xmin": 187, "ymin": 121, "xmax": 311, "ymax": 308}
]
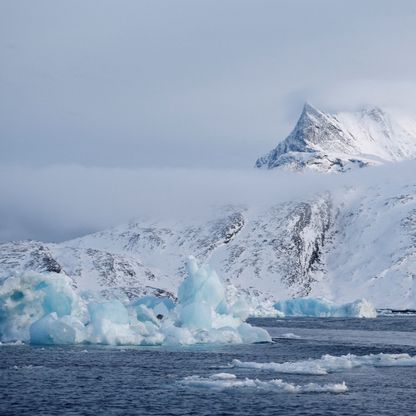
[
  {"xmin": 0, "ymin": 271, "xmax": 87, "ymax": 343},
  {"xmin": 226, "ymin": 285, "xmax": 282, "ymax": 318},
  {"xmin": 130, "ymin": 295, "xmax": 175, "ymax": 319},
  {"xmin": 273, "ymin": 297, "xmax": 377, "ymax": 318},
  {"xmin": 29, "ymin": 313, "xmax": 76, "ymax": 345},
  {"xmin": 0, "ymin": 257, "xmax": 271, "ymax": 346},
  {"xmin": 171, "ymin": 257, "xmax": 271, "ymax": 344}
]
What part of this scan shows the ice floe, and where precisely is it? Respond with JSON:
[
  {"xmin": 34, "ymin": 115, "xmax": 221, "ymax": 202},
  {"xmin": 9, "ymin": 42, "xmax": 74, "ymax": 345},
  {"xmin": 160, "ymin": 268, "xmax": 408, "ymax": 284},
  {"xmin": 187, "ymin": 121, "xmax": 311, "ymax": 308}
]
[
  {"xmin": 180, "ymin": 373, "xmax": 348, "ymax": 393},
  {"xmin": 278, "ymin": 333, "xmax": 301, "ymax": 339},
  {"xmin": 231, "ymin": 353, "xmax": 416, "ymax": 375}
]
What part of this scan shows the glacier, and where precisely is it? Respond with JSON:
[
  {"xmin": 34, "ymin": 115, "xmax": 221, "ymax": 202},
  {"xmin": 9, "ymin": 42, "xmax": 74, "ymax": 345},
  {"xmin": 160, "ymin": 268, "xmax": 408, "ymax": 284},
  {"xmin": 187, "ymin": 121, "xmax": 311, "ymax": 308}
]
[
  {"xmin": 0, "ymin": 257, "xmax": 271, "ymax": 346},
  {"xmin": 273, "ymin": 297, "xmax": 377, "ymax": 318}
]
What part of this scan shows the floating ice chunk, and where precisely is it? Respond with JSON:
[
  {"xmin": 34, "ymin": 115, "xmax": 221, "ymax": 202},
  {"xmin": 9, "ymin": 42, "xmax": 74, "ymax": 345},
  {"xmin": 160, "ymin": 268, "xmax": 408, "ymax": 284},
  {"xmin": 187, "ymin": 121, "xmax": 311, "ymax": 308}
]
[
  {"xmin": 250, "ymin": 306, "xmax": 284, "ymax": 318},
  {"xmin": 228, "ymin": 298, "xmax": 250, "ymax": 321},
  {"xmin": 211, "ymin": 312, "xmax": 241, "ymax": 330},
  {"xmin": 178, "ymin": 301, "xmax": 212, "ymax": 330},
  {"xmin": 161, "ymin": 323, "xmax": 195, "ymax": 346},
  {"xmin": 180, "ymin": 373, "xmax": 348, "ymax": 393},
  {"xmin": 0, "ymin": 258, "xmax": 271, "ymax": 346},
  {"xmin": 172, "ymin": 257, "xmax": 271, "ymax": 344},
  {"xmin": 88, "ymin": 319, "xmax": 142, "ymax": 345},
  {"xmin": 231, "ymin": 353, "xmax": 416, "ymax": 375},
  {"xmin": 87, "ymin": 300, "xmax": 142, "ymax": 345},
  {"xmin": 135, "ymin": 321, "xmax": 164, "ymax": 346},
  {"xmin": 274, "ymin": 297, "xmax": 377, "ymax": 318},
  {"xmin": 11, "ymin": 365, "xmax": 44, "ymax": 370},
  {"xmin": 226, "ymin": 285, "xmax": 281, "ymax": 318},
  {"xmin": 237, "ymin": 323, "xmax": 272, "ymax": 344},
  {"xmin": 30, "ymin": 313, "xmax": 76, "ymax": 345},
  {"xmin": 0, "ymin": 272, "xmax": 86, "ymax": 342},
  {"xmin": 0, "ymin": 340, "xmax": 25, "ymax": 346},
  {"xmin": 41, "ymin": 285, "xmax": 73, "ymax": 317},
  {"xmin": 279, "ymin": 333, "xmax": 301, "ymax": 339},
  {"xmin": 231, "ymin": 358, "xmax": 328, "ymax": 375},
  {"xmin": 130, "ymin": 295, "xmax": 175, "ymax": 318},
  {"xmin": 178, "ymin": 256, "xmax": 225, "ymax": 311},
  {"xmin": 195, "ymin": 327, "xmax": 243, "ymax": 344},
  {"xmin": 88, "ymin": 300, "xmax": 130, "ymax": 325},
  {"xmin": 134, "ymin": 304, "xmax": 160, "ymax": 325}
]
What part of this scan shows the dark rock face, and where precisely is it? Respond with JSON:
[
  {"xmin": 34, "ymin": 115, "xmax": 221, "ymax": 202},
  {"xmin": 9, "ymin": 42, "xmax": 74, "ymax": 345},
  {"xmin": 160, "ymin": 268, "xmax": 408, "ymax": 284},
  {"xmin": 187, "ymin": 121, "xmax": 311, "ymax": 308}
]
[
  {"xmin": 210, "ymin": 195, "xmax": 334, "ymax": 297},
  {"xmin": 402, "ymin": 209, "xmax": 416, "ymax": 246},
  {"xmin": 0, "ymin": 241, "xmax": 63, "ymax": 276},
  {"xmin": 123, "ymin": 227, "xmax": 170, "ymax": 251},
  {"xmin": 201, "ymin": 210, "xmax": 245, "ymax": 255},
  {"xmin": 27, "ymin": 245, "xmax": 62, "ymax": 274},
  {"xmin": 100, "ymin": 286, "xmax": 175, "ymax": 301},
  {"xmin": 280, "ymin": 198, "xmax": 332, "ymax": 296}
]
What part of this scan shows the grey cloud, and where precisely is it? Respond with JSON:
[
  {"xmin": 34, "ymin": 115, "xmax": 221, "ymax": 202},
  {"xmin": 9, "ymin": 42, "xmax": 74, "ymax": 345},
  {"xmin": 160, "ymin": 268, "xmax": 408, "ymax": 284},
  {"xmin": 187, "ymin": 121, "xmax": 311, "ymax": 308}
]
[{"xmin": 1, "ymin": 161, "xmax": 415, "ymax": 242}]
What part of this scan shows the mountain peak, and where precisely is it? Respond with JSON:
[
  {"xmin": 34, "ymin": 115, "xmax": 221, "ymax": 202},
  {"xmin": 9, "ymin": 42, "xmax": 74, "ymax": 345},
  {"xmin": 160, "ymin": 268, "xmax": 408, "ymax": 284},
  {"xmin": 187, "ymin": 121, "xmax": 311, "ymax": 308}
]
[
  {"xmin": 302, "ymin": 102, "xmax": 322, "ymax": 116},
  {"xmin": 255, "ymin": 105, "xmax": 416, "ymax": 173}
]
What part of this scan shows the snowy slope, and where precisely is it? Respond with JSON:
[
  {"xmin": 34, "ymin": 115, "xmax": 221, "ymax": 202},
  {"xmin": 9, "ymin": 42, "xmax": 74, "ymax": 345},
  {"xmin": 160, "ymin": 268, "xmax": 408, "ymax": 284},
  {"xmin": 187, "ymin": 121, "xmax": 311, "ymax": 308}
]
[
  {"xmin": 0, "ymin": 241, "xmax": 173, "ymax": 299},
  {"xmin": 312, "ymin": 183, "xmax": 416, "ymax": 308},
  {"xmin": 60, "ymin": 196, "xmax": 333, "ymax": 299},
  {"xmin": 256, "ymin": 104, "xmax": 416, "ymax": 172},
  {"xmin": 1, "ymin": 175, "xmax": 415, "ymax": 309},
  {"xmin": 0, "ymin": 197, "xmax": 333, "ymax": 304}
]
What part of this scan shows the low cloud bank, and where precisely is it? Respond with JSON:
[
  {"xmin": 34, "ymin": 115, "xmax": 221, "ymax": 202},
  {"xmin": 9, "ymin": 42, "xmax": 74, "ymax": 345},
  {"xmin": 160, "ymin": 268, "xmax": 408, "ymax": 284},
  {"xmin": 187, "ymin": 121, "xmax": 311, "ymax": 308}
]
[{"xmin": 0, "ymin": 160, "xmax": 415, "ymax": 242}]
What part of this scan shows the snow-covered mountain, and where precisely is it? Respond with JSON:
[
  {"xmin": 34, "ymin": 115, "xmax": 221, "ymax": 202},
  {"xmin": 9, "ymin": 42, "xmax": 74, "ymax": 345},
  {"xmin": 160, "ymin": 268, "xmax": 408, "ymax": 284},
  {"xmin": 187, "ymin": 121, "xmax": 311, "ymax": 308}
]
[
  {"xmin": 1, "ymin": 176, "xmax": 415, "ymax": 309},
  {"xmin": 256, "ymin": 103, "xmax": 416, "ymax": 172},
  {"xmin": 0, "ymin": 198, "xmax": 331, "ymax": 302},
  {"xmin": 1, "ymin": 104, "xmax": 416, "ymax": 310}
]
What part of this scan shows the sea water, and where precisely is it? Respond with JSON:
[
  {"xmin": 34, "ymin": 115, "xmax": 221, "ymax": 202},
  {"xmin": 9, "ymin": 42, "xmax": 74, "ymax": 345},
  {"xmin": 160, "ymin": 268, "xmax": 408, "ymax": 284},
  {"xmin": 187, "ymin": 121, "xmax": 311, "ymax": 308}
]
[{"xmin": 1, "ymin": 316, "xmax": 416, "ymax": 415}]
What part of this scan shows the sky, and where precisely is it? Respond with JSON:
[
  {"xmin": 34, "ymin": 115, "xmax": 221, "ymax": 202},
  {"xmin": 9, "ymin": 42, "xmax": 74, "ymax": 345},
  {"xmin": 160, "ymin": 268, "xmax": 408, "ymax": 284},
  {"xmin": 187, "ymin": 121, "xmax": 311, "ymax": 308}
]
[{"xmin": 1, "ymin": 0, "xmax": 416, "ymax": 241}]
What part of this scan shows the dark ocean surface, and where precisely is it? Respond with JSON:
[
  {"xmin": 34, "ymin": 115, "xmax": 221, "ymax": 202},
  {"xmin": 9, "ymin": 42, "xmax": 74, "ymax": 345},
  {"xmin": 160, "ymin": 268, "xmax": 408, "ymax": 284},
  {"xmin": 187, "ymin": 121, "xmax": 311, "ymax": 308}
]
[{"xmin": 2, "ymin": 316, "xmax": 416, "ymax": 416}]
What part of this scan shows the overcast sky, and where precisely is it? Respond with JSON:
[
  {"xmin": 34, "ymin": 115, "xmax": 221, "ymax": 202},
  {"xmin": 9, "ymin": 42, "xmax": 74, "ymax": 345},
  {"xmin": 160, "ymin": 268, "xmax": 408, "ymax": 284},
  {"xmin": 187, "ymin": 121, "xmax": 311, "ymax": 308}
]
[
  {"xmin": 1, "ymin": 0, "xmax": 416, "ymax": 241},
  {"xmin": 2, "ymin": 0, "xmax": 416, "ymax": 168}
]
